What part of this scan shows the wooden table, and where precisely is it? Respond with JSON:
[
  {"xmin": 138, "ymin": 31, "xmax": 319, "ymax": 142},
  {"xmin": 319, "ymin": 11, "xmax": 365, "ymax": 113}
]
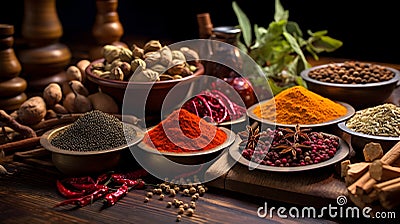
[{"xmin": 1, "ymin": 59, "xmax": 400, "ymax": 223}]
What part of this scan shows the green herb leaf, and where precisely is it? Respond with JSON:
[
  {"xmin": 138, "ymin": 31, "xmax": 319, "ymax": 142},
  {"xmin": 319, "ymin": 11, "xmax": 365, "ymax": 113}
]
[
  {"xmin": 274, "ymin": 0, "xmax": 288, "ymax": 22},
  {"xmin": 232, "ymin": 1, "xmax": 252, "ymax": 48},
  {"xmin": 283, "ymin": 32, "xmax": 309, "ymax": 69}
]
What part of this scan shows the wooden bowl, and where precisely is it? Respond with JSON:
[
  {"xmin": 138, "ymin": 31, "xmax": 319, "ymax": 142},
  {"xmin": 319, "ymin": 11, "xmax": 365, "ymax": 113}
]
[
  {"xmin": 40, "ymin": 124, "xmax": 144, "ymax": 176},
  {"xmin": 300, "ymin": 63, "xmax": 400, "ymax": 109}
]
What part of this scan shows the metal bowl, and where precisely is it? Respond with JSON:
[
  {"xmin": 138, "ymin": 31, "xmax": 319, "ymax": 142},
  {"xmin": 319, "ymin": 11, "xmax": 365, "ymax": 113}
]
[
  {"xmin": 337, "ymin": 121, "xmax": 400, "ymax": 154},
  {"xmin": 40, "ymin": 123, "xmax": 144, "ymax": 176},
  {"xmin": 300, "ymin": 63, "xmax": 400, "ymax": 109}
]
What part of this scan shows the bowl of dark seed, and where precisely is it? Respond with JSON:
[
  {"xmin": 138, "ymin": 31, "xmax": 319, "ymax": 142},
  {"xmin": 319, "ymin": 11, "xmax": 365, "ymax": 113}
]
[
  {"xmin": 338, "ymin": 103, "xmax": 400, "ymax": 154},
  {"xmin": 300, "ymin": 61, "xmax": 400, "ymax": 109},
  {"xmin": 40, "ymin": 110, "xmax": 144, "ymax": 176}
]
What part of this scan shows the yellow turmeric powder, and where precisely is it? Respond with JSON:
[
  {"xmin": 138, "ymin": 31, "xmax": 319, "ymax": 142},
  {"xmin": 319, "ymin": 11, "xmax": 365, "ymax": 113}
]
[{"xmin": 253, "ymin": 86, "xmax": 347, "ymax": 124}]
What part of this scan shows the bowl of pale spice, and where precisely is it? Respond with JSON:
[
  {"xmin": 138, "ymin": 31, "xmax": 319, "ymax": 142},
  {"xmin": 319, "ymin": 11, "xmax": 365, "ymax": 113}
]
[
  {"xmin": 40, "ymin": 110, "xmax": 144, "ymax": 175},
  {"xmin": 247, "ymin": 86, "xmax": 355, "ymax": 130},
  {"xmin": 338, "ymin": 103, "xmax": 400, "ymax": 153}
]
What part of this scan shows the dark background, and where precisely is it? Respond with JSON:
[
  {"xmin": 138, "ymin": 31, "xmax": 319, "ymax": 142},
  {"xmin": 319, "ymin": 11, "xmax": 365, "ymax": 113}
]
[{"xmin": 1, "ymin": 0, "xmax": 399, "ymax": 64}]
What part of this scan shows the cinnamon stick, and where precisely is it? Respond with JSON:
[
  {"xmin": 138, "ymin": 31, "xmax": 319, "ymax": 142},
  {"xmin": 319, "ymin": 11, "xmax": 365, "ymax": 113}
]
[
  {"xmin": 355, "ymin": 177, "xmax": 377, "ymax": 196},
  {"xmin": 373, "ymin": 176, "xmax": 400, "ymax": 191},
  {"xmin": 381, "ymin": 141, "xmax": 400, "ymax": 165},
  {"xmin": 341, "ymin": 160, "xmax": 351, "ymax": 178},
  {"xmin": 376, "ymin": 181, "xmax": 400, "ymax": 210},
  {"xmin": 0, "ymin": 137, "xmax": 41, "ymax": 155},
  {"xmin": 369, "ymin": 160, "xmax": 400, "ymax": 181},
  {"xmin": 344, "ymin": 162, "xmax": 370, "ymax": 185}
]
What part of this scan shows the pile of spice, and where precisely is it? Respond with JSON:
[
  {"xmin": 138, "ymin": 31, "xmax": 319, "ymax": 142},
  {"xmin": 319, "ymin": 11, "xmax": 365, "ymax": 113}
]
[
  {"xmin": 143, "ymin": 109, "xmax": 227, "ymax": 152},
  {"xmin": 308, "ymin": 61, "xmax": 396, "ymax": 84},
  {"xmin": 51, "ymin": 110, "xmax": 137, "ymax": 151},
  {"xmin": 252, "ymin": 86, "xmax": 347, "ymax": 124},
  {"xmin": 346, "ymin": 103, "xmax": 400, "ymax": 137},
  {"xmin": 239, "ymin": 124, "xmax": 340, "ymax": 167},
  {"xmin": 181, "ymin": 89, "xmax": 246, "ymax": 123}
]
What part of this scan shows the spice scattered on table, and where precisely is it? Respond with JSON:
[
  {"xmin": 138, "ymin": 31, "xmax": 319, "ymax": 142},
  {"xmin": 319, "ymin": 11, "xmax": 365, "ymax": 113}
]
[
  {"xmin": 252, "ymin": 86, "xmax": 347, "ymax": 124},
  {"xmin": 308, "ymin": 61, "xmax": 396, "ymax": 84},
  {"xmin": 238, "ymin": 124, "xmax": 340, "ymax": 167},
  {"xmin": 181, "ymin": 89, "xmax": 246, "ymax": 123},
  {"xmin": 143, "ymin": 109, "xmax": 227, "ymax": 152},
  {"xmin": 345, "ymin": 103, "xmax": 400, "ymax": 137},
  {"xmin": 143, "ymin": 180, "xmax": 207, "ymax": 222},
  {"xmin": 50, "ymin": 110, "xmax": 137, "ymax": 151}
]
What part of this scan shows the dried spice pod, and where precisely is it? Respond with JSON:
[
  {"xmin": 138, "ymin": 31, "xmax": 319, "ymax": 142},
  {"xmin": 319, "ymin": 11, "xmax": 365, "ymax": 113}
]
[{"xmin": 143, "ymin": 40, "xmax": 162, "ymax": 54}]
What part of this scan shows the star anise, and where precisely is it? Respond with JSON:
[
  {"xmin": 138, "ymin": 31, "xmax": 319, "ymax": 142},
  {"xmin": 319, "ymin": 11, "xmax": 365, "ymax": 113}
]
[
  {"xmin": 238, "ymin": 125, "xmax": 265, "ymax": 150},
  {"xmin": 282, "ymin": 124, "xmax": 311, "ymax": 142},
  {"xmin": 272, "ymin": 139, "xmax": 311, "ymax": 157}
]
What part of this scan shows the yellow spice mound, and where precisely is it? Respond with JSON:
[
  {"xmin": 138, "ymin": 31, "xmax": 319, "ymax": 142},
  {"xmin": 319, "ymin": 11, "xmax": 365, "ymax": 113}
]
[{"xmin": 253, "ymin": 86, "xmax": 347, "ymax": 124}]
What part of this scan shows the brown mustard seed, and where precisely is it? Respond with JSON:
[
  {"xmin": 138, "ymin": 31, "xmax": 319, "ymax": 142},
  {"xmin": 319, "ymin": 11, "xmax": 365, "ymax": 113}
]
[
  {"xmin": 144, "ymin": 197, "xmax": 149, "ymax": 203},
  {"xmin": 167, "ymin": 202, "xmax": 172, "ymax": 208},
  {"xmin": 178, "ymin": 207, "xmax": 185, "ymax": 214},
  {"xmin": 190, "ymin": 201, "xmax": 196, "ymax": 208},
  {"xmin": 159, "ymin": 194, "xmax": 165, "ymax": 200},
  {"xmin": 176, "ymin": 215, "xmax": 182, "ymax": 222}
]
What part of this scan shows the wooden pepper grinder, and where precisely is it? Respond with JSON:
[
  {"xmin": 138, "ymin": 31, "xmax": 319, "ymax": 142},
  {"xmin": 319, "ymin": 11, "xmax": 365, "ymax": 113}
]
[
  {"xmin": 17, "ymin": 0, "xmax": 71, "ymax": 93},
  {"xmin": 0, "ymin": 24, "xmax": 28, "ymax": 111},
  {"xmin": 89, "ymin": 0, "xmax": 127, "ymax": 60}
]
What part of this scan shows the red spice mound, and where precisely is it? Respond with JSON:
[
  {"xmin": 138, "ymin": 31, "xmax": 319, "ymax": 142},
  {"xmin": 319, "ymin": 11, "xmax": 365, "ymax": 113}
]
[{"xmin": 143, "ymin": 109, "xmax": 227, "ymax": 153}]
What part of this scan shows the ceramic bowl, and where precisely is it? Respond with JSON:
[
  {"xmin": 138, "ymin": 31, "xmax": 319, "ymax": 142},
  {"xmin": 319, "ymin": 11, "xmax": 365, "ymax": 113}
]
[
  {"xmin": 40, "ymin": 123, "xmax": 144, "ymax": 176},
  {"xmin": 337, "ymin": 121, "xmax": 400, "ymax": 154},
  {"xmin": 85, "ymin": 59, "xmax": 204, "ymax": 125},
  {"xmin": 300, "ymin": 62, "xmax": 400, "ymax": 109}
]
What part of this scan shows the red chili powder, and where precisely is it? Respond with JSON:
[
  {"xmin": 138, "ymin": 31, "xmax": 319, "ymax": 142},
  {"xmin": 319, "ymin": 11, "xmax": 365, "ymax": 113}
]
[{"xmin": 143, "ymin": 109, "xmax": 227, "ymax": 153}]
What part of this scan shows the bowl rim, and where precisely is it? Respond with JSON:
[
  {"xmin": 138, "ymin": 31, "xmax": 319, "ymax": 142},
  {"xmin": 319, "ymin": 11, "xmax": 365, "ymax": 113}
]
[
  {"xmin": 337, "ymin": 121, "xmax": 400, "ymax": 141},
  {"xmin": 136, "ymin": 127, "xmax": 236, "ymax": 157},
  {"xmin": 85, "ymin": 58, "xmax": 205, "ymax": 88},
  {"xmin": 40, "ymin": 123, "xmax": 145, "ymax": 155},
  {"xmin": 246, "ymin": 100, "xmax": 355, "ymax": 128},
  {"xmin": 300, "ymin": 62, "xmax": 400, "ymax": 88}
]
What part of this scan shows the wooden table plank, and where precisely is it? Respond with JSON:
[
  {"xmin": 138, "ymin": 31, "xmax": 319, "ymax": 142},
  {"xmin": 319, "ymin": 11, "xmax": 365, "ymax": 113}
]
[{"xmin": 0, "ymin": 154, "xmax": 338, "ymax": 223}]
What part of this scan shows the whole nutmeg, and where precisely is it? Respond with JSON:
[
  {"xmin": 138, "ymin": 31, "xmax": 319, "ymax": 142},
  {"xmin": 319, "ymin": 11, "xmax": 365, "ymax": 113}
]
[
  {"xmin": 143, "ymin": 40, "xmax": 162, "ymax": 54},
  {"xmin": 17, "ymin": 96, "xmax": 47, "ymax": 125},
  {"xmin": 65, "ymin": 65, "xmax": 82, "ymax": 82}
]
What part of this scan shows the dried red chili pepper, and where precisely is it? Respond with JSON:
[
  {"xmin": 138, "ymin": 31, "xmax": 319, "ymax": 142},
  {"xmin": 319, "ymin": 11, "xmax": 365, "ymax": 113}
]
[
  {"xmin": 110, "ymin": 169, "xmax": 148, "ymax": 180},
  {"xmin": 95, "ymin": 173, "xmax": 111, "ymax": 185},
  {"xmin": 56, "ymin": 180, "xmax": 87, "ymax": 199},
  {"xmin": 113, "ymin": 178, "xmax": 146, "ymax": 189},
  {"xmin": 62, "ymin": 176, "xmax": 95, "ymax": 185},
  {"xmin": 54, "ymin": 185, "xmax": 109, "ymax": 208},
  {"xmin": 103, "ymin": 184, "xmax": 129, "ymax": 207}
]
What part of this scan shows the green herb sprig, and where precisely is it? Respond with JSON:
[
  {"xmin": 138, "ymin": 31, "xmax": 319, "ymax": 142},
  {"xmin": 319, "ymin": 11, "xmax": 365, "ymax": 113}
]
[{"xmin": 232, "ymin": 0, "xmax": 343, "ymax": 95}]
